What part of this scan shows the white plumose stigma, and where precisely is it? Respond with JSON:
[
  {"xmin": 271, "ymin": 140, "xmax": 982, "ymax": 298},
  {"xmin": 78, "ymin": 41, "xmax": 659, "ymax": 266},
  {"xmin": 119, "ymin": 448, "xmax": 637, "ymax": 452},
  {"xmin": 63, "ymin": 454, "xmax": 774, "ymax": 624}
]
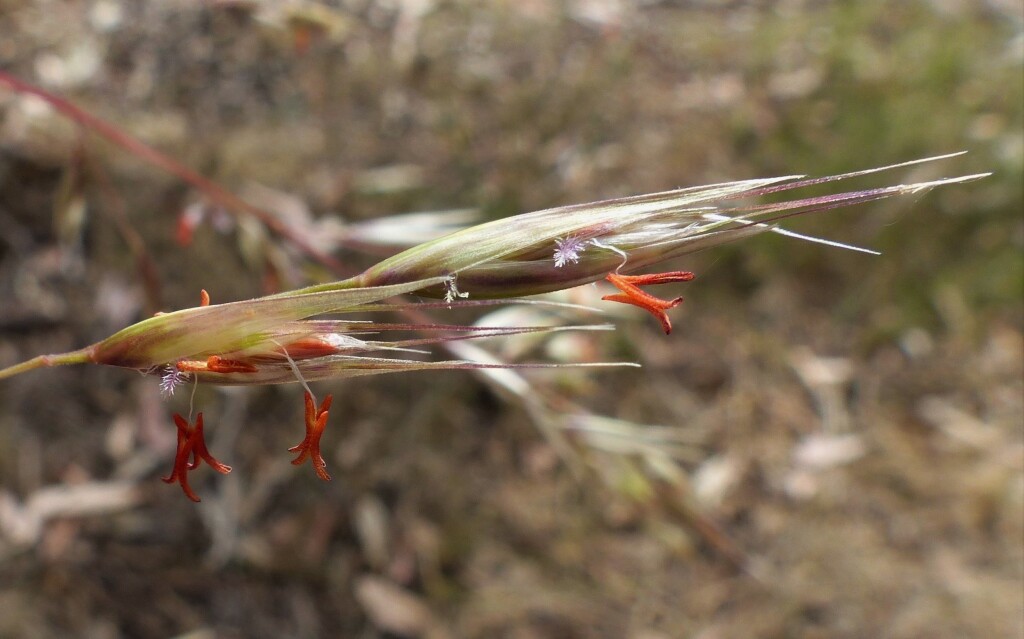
[
  {"xmin": 553, "ymin": 235, "xmax": 587, "ymax": 267},
  {"xmin": 159, "ymin": 366, "xmax": 188, "ymax": 398},
  {"xmin": 443, "ymin": 274, "xmax": 469, "ymax": 303}
]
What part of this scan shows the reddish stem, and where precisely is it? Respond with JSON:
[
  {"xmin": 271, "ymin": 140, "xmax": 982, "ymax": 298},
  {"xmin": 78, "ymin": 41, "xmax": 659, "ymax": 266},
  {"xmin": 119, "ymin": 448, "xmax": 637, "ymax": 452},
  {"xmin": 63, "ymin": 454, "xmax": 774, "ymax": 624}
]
[{"xmin": 0, "ymin": 71, "xmax": 344, "ymax": 273}]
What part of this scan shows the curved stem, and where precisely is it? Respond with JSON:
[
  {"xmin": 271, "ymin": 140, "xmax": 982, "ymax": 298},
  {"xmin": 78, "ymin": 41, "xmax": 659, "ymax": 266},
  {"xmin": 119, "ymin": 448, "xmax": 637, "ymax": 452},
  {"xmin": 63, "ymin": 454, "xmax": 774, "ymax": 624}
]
[
  {"xmin": 0, "ymin": 348, "xmax": 94, "ymax": 380},
  {"xmin": 0, "ymin": 71, "xmax": 345, "ymax": 274}
]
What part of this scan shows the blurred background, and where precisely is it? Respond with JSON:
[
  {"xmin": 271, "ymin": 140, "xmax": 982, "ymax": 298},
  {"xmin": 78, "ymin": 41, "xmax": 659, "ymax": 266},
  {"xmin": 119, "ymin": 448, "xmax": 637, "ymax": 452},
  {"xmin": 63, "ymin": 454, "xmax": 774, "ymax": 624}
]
[{"xmin": 0, "ymin": 1, "xmax": 1021, "ymax": 637}]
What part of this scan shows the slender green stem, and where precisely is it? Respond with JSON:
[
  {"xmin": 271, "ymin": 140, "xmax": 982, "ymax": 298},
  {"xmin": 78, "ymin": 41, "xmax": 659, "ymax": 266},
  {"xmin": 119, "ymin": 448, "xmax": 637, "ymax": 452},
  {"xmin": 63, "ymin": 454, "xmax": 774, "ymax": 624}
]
[{"xmin": 0, "ymin": 348, "xmax": 94, "ymax": 380}]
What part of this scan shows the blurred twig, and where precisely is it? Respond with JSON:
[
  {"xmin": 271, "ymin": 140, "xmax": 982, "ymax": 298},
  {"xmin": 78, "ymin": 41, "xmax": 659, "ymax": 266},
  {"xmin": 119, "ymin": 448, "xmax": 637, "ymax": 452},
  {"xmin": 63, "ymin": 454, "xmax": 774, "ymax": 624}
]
[{"xmin": 0, "ymin": 71, "xmax": 345, "ymax": 273}]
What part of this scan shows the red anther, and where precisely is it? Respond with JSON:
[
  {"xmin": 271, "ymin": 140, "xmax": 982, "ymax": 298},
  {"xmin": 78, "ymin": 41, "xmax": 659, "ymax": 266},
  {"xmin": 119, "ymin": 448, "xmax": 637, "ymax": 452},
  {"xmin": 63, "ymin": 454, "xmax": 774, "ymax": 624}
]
[
  {"xmin": 289, "ymin": 391, "xmax": 334, "ymax": 481},
  {"xmin": 162, "ymin": 413, "xmax": 231, "ymax": 502},
  {"xmin": 602, "ymin": 271, "xmax": 695, "ymax": 335},
  {"xmin": 279, "ymin": 337, "xmax": 342, "ymax": 361},
  {"xmin": 610, "ymin": 271, "xmax": 695, "ymax": 287},
  {"xmin": 174, "ymin": 356, "xmax": 257, "ymax": 374},
  {"xmin": 204, "ymin": 355, "xmax": 258, "ymax": 374},
  {"xmin": 175, "ymin": 359, "xmax": 204, "ymax": 373}
]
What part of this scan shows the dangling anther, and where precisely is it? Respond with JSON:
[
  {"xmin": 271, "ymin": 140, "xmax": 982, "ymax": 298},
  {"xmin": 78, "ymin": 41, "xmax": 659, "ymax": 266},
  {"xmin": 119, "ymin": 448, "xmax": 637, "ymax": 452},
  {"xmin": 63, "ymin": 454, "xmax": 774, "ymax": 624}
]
[
  {"xmin": 289, "ymin": 391, "xmax": 334, "ymax": 481},
  {"xmin": 602, "ymin": 271, "xmax": 695, "ymax": 335},
  {"xmin": 162, "ymin": 413, "xmax": 232, "ymax": 502}
]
